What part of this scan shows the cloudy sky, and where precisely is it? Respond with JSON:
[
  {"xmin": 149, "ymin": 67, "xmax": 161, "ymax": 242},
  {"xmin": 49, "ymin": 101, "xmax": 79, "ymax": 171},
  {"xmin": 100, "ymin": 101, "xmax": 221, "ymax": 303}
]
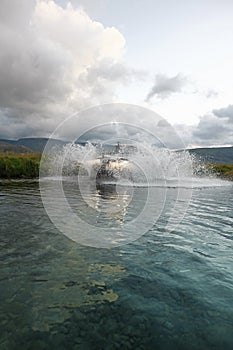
[{"xmin": 0, "ymin": 0, "xmax": 233, "ymax": 147}]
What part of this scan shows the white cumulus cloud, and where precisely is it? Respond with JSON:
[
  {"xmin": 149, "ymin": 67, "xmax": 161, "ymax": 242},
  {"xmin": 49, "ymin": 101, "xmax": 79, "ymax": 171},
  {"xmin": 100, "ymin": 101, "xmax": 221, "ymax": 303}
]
[{"xmin": 0, "ymin": 0, "xmax": 129, "ymax": 138}]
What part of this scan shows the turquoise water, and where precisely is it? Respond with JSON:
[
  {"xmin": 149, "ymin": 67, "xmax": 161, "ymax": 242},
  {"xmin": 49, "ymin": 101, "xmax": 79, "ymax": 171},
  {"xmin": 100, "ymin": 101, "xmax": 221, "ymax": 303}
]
[{"xmin": 0, "ymin": 180, "xmax": 233, "ymax": 349}]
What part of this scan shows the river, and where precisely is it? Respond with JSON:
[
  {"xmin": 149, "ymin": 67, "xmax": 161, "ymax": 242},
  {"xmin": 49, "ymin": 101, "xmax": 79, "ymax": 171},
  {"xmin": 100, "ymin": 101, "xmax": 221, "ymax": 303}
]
[{"xmin": 0, "ymin": 179, "xmax": 233, "ymax": 349}]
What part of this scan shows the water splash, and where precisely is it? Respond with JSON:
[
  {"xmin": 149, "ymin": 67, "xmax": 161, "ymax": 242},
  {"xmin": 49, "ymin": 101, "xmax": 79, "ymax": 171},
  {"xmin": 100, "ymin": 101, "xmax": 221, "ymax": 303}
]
[{"xmin": 40, "ymin": 142, "xmax": 231, "ymax": 189}]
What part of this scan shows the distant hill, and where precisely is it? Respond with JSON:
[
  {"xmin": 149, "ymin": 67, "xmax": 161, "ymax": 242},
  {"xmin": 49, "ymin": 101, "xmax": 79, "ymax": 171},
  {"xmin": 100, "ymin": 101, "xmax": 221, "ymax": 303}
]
[
  {"xmin": 0, "ymin": 142, "xmax": 32, "ymax": 153},
  {"xmin": 0, "ymin": 138, "xmax": 67, "ymax": 153},
  {"xmin": 188, "ymin": 147, "xmax": 233, "ymax": 164},
  {"xmin": 0, "ymin": 138, "xmax": 233, "ymax": 164}
]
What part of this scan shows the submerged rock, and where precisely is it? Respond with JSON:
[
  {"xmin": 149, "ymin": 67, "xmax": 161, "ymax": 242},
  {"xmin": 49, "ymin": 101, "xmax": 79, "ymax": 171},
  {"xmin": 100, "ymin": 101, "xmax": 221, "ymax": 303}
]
[{"xmin": 30, "ymin": 260, "xmax": 124, "ymax": 331}]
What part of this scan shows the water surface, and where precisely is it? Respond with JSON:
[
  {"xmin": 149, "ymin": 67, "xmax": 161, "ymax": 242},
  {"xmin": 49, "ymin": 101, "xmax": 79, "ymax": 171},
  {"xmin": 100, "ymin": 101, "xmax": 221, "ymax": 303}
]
[{"xmin": 0, "ymin": 180, "xmax": 233, "ymax": 349}]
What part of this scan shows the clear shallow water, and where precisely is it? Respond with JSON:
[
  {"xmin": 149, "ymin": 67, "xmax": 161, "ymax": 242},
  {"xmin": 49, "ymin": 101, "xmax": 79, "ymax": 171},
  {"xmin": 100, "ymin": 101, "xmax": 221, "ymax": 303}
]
[{"xmin": 0, "ymin": 180, "xmax": 233, "ymax": 349}]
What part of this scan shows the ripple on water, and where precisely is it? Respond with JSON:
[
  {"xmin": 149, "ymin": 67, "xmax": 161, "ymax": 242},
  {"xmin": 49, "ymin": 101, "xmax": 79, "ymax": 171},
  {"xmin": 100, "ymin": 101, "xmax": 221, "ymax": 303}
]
[{"xmin": 0, "ymin": 181, "xmax": 233, "ymax": 349}]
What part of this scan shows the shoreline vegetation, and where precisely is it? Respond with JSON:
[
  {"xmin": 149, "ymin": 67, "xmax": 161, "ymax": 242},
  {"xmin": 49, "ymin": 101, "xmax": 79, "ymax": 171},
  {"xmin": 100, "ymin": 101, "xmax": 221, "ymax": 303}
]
[
  {"xmin": 210, "ymin": 164, "xmax": 233, "ymax": 180},
  {"xmin": 0, "ymin": 153, "xmax": 233, "ymax": 180},
  {"xmin": 0, "ymin": 153, "xmax": 41, "ymax": 179}
]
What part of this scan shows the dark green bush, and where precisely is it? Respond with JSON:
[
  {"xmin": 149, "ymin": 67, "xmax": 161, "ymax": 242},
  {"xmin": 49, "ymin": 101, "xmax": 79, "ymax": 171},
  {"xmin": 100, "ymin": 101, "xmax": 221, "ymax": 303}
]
[{"xmin": 0, "ymin": 153, "xmax": 41, "ymax": 178}]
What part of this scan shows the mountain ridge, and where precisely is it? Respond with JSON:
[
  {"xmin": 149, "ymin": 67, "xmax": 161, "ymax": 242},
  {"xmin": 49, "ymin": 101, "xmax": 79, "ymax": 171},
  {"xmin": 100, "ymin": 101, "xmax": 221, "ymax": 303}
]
[{"xmin": 0, "ymin": 138, "xmax": 232, "ymax": 163}]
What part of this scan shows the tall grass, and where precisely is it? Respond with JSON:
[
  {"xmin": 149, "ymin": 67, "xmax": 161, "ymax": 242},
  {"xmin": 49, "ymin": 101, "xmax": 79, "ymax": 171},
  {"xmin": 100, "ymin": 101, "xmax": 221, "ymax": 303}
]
[
  {"xmin": 0, "ymin": 153, "xmax": 232, "ymax": 180},
  {"xmin": 209, "ymin": 164, "xmax": 233, "ymax": 180},
  {"xmin": 0, "ymin": 153, "xmax": 41, "ymax": 178}
]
